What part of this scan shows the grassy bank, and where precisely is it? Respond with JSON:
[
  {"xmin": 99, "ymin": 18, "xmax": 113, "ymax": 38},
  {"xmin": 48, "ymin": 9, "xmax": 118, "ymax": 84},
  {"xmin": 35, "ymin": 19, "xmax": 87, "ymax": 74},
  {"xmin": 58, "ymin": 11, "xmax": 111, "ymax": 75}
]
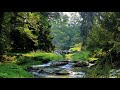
[
  {"xmin": 17, "ymin": 51, "xmax": 64, "ymax": 69},
  {"xmin": 0, "ymin": 51, "xmax": 64, "ymax": 78},
  {"xmin": 0, "ymin": 50, "xmax": 114, "ymax": 78},
  {"xmin": 0, "ymin": 63, "xmax": 33, "ymax": 78}
]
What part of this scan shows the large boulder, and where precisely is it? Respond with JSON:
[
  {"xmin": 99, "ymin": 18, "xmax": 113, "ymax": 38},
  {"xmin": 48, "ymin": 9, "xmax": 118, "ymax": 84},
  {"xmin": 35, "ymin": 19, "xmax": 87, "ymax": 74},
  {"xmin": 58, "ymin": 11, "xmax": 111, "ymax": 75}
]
[
  {"xmin": 54, "ymin": 50, "xmax": 62, "ymax": 55},
  {"xmin": 73, "ymin": 61, "xmax": 89, "ymax": 67}
]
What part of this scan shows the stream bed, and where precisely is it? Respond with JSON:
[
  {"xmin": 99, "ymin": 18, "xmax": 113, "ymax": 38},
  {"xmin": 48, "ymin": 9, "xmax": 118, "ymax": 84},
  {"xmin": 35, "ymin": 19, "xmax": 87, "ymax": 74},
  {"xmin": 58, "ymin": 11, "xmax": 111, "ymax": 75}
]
[{"xmin": 27, "ymin": 60, "xmax": 95, "ymax": 78}]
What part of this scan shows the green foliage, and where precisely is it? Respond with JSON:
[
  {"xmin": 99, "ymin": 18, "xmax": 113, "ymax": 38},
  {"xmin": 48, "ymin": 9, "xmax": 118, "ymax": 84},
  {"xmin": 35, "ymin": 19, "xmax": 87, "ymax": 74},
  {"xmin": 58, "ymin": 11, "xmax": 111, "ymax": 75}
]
[
  {"xmin": 1, "ymin": 55, "xmax": 17, "ymax": 63},
  {"xmin": 87, "ymin": 24, "xmax": 113, "ymax": 50},
  {"xmin": 69, "ymin": 43, "xmax": 82, "ymax": 52},
  {"xmin": 0, "ymin": 63, "xmax": 33, "ymax": 78},
  {"xmin": 0, "ymin": 12, "xmax": 12, "ymax": 56},
  {"xmin": 50, "ymin": 12, "xmax": 81, "ymax": 49},
  {"xmin": 65, "ymin": 50, "xmax": 91, "ymax": 61},
  {"xmin": 9, "ymin": 12, "xmax": 54, "ymax": 52},
  {"xmin": 10, "ymin": 12, "xmax": 39, "ymax": 51},
  {"xmin": 85, "ymin": 64, "xmax": 112, "ymax": 78},
  {"xmin": 65, "ymin": 54, "xmax": 73, "ymax": 60},
  {"xmin": 79, "ymin": 12, "xmax": 99, "ymax": 48},
  {"xmin": 24, "ymin": 51, "xmax": 63, "ymax": 61},
  {"xmin": 86, "ymin": 12, "xmax": 120, "ymax": 65},
  {"xmin": 17, "ymin": 56, "xmax": 41, "ymax": 69},
  {"xmin": 72, "ymin": 50, "xmax": 90, "ymax": 61},
  {"xmin": 16, "ymin": 51, "xmax": 63, "ymax": 69}
]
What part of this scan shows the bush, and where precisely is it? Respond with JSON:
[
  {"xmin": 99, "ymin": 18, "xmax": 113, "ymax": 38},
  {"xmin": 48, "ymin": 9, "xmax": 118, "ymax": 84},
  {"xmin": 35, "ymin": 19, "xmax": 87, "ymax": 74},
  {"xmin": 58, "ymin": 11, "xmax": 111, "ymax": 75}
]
[
  {"xmin": 84, "ymin": 64, "xmax": 112, "ymax": 78},
  {"xmin": 1, "ymin": 55, "xmax": 16, "ymax": 63},
  {"xmin": 65, "ymin": 54, "xmax": 73, "ymax": 60},
  {"xmin": 69, "ymin": 43, "xmax": 82, "ymax": 52}
]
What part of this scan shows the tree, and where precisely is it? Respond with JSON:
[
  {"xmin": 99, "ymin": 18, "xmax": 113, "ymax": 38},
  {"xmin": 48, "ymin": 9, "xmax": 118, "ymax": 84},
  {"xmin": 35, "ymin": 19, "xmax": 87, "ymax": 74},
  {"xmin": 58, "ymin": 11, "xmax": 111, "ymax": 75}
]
[
  {"xmin": 10, "ymin": 12, "xmax": 54, "ymax": 52},
  {"xmin": 87, "ymin": 12, "xmax": 120, "ymax": 66},
  {"xmin": 0, "ymin": 12, "xmax": 12, "ymax": 60},
  {"xmin": 50, "ymin": 12, "xmax": 81, "ymax": 50},
  {"xmin": 38, "ymin": 12, "xmax": 55, "ymax": 51},
  {"xmin": 79, "ymin": 12, "xmax": 99, "ymax": 49},
  {"xmin": 0, "ymin": 12, "xmax": 5, "ymax": 59},
  {"xmin": 10, "ymin": 12, "xmax": 39, "ymax": 52}
]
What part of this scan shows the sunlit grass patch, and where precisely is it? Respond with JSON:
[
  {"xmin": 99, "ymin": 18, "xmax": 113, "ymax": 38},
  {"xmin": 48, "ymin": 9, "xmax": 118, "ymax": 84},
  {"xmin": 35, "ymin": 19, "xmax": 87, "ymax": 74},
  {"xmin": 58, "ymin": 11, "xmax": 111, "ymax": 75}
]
[
  {"xmin": 1, "ymin": 55, "xmax": 17, "ymax": 63},
  {"xmin": 69, "ymin": 43, "xmax": 82, "ymax": 52},
  {"xmin": 24, "ymin": 51, "xmax": 63, "ymax": 61},
  {"xmin": 16, "ymin": 51, "xmax": 64, "ymax": 69},
  {"xmin": 72, "ymin": 50, "xmax": 90, "ymax": 61},
  {"xmin": 65, "ymin": 54, "xmax": 73, "ymax": 60}
]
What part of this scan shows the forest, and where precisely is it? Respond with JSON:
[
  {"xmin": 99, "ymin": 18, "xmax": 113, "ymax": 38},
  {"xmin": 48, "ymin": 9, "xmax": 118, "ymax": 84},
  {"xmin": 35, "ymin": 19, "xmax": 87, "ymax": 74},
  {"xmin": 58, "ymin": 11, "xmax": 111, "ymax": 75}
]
[{"xmin": 0, "ymin": 12, "xmax": 120, "ymax": 78}]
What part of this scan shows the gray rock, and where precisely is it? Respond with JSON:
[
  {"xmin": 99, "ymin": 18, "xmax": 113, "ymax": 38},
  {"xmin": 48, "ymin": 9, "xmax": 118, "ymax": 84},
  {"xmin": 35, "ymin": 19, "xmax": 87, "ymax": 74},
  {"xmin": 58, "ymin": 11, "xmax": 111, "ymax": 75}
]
[
  {"xmin": 30, "ymin": 62, "xmax": 52, "ymax": 69},
  {"xmin": 51, "ymin": 61, "xmax": 69, "ymax": 66},
  {"xmin": 38, "ymin": 68, "xmax": 60, "ymax": 74},
  {"xmin": 73, "ymin": 61, "xmax": 89, "ymax": 67}
]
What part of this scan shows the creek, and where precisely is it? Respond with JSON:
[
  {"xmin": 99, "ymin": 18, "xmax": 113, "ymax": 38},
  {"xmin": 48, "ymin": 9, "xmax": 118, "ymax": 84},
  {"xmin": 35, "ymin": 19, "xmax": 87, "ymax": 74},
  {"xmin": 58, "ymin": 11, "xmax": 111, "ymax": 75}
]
[{"xmin": 27, "ymin": 60, "xmax": 95, "ymax": 78}]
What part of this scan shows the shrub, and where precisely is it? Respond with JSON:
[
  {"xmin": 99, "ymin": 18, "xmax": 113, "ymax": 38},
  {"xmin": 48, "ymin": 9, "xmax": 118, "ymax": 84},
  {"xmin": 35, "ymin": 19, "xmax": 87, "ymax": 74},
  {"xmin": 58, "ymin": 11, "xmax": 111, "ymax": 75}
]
[
  {"xmin": 69, "ymin": 43, "xmax": 82, "ymax": 52},
  {"xmin": 1, "ymin": 55, "xmax": 16, "ymax": 63},
  {"xmin": 84, "ymin": 64, "xmax": 112, "ymax": 78},
  {"xmin": 65, "ymin": 54, "xmax": 73, "ymax": 60}
]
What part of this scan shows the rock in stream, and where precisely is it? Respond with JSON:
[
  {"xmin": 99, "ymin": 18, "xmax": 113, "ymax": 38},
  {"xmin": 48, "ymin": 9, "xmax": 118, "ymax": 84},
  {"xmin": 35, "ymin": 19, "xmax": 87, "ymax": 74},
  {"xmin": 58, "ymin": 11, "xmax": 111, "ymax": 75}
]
[{"xmin": 28, "ymin": 60, "xmax": 94, "ymax": 78}]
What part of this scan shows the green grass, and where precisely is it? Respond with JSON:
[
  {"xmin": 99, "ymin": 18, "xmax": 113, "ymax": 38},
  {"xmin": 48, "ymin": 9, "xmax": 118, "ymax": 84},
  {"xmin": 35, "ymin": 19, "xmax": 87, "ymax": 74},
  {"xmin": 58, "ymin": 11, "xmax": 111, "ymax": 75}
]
[
  {"xmin": 65, "ymin": 50, "xmax": 98, "ymax": 62},
  {"xmin": 72, "ymin": 50, "xmax": 90, "ymax": 61},
  {"xmin": 0, "ymin": 51, "xmax": 64, "ymax": 78},
  {"xmin": 69, "ymin": 43, "xmax": 82, "ymax": 52},
  {"xmin": 0, "ymin": 63, "xmax": 33, "ymax": 78},
  {"xmin": 1, "ymin": 51, "xmax": 118, "ymax": 78},
  {"xmin": 65, "ymin": 54, "xmax": 73, "ymax": 60},
  {"xmin": 24, "ymin": 51, "xmax": 63, "ymax": 61},
  {"xmin": 16, "ymin": 56, "xmax": 42, "ymax": 69},
  {"xmin": 16, "ymin": 51, "xmax": 64, "ymax": 69}
]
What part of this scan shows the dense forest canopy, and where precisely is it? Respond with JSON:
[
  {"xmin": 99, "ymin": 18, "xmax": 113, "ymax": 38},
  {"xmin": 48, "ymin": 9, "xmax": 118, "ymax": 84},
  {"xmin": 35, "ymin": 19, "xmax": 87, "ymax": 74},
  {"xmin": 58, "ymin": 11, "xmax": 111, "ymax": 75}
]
[
  {"xmin": 0, "ymin": 12, "xmax": 55, "ymax": 55},
  {"xmin": 50, "ymin": 12, "xmax": 82, "ymax": 49}
]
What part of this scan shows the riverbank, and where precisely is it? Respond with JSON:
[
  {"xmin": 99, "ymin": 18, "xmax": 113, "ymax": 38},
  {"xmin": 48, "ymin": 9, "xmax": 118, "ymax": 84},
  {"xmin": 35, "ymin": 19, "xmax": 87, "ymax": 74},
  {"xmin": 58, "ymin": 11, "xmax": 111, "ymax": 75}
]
[{"xmin": 1, "ymin": 51, "xmax": 120, "ymax": 78}]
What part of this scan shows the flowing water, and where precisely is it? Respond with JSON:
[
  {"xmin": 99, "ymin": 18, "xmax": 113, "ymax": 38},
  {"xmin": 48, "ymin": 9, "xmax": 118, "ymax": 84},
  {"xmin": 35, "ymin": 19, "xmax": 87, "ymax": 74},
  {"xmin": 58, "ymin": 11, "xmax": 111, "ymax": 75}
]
[{"xmin": 28, "ymin": 60, "xmax": 94, "ymax": 78}]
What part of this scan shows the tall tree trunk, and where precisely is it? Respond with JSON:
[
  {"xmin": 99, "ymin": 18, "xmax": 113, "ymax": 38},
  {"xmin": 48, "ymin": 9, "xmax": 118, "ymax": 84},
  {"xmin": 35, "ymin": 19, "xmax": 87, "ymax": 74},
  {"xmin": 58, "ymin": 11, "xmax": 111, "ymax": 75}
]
[
  {"xmin": 79, "ymin": 12, "xmax": 97, "ymax": 49},
  {"xmin": 0, "ymin": 12, "xmax": 4, "ymax": 34},
  {"xmin": 0, "ymin": 12, "xmax": 4, "ymax": 60}
]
